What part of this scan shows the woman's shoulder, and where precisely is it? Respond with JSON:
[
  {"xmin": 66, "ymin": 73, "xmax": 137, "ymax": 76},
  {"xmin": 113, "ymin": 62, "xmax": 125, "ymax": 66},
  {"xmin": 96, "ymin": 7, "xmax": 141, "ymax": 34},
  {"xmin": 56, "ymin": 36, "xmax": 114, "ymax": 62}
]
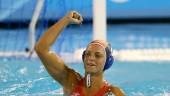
[
  {"xmin": 63, "ymin": 67, "xmax": 83, "ymax": 94},
  {"xmin": 68, "ymin": 67, "xmax": 82, "ymax": 78},
  {"xmin": 107, "ymin": 85, "xmax": 125, "ymax": 96},
  {"xmin": 66, "ymin": 67, "xmax": 83, "ymax": 83}
]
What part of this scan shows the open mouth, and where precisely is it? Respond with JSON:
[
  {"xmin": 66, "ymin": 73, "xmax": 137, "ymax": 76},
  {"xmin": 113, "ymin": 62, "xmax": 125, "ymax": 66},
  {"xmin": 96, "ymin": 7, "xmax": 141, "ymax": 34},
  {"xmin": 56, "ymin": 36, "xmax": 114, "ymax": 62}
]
[{"xmin": 87, "ymin": 63, "xmax": 96, "ymax": 67}]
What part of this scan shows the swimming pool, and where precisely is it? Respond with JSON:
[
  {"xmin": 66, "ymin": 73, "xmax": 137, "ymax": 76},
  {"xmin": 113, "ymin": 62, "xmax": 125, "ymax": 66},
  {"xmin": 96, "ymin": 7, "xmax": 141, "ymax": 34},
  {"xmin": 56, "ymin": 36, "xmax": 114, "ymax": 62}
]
[
  {"xmin": 0, "ymin": 24, "xmax": 170, "ymax": 95},
  {"xmin": 0, "ymin": 58, "xmax": 170, "ymax": 96}
]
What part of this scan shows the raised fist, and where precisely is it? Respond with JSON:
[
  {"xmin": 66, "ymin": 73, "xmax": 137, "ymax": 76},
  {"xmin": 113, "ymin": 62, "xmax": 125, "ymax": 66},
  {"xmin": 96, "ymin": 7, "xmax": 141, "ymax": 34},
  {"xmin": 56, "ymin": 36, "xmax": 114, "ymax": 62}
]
[{"xmin": 66, "ymin": 11, "xmax": 83, "ymax": 24}]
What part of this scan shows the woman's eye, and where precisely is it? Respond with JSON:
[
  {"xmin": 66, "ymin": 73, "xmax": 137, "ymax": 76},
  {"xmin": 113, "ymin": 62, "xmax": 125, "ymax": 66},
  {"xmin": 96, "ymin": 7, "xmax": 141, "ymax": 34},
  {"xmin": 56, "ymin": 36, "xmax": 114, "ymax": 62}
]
[
  {"xmin": 85, "ymin": 53, "xmax": 90, "ymax": 56},
  {"xmin": 95, "ymin": 54, "xmax": 102, "ymax": 58},
  {"xmin": 85, "ymin": 52, "xmax": 103, "ymax": 58}
]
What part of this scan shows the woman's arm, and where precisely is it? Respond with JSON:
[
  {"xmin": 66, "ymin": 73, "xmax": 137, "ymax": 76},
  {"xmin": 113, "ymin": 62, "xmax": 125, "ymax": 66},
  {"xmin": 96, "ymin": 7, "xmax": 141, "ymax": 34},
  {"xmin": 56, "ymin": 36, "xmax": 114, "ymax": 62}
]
[
  {"xmin": 110, "ymin": 86, "xmax": 125, "ymax": 96},
  {"xmin": 34, "ymin": 11, "xmax": 83, "ymax": 86}
]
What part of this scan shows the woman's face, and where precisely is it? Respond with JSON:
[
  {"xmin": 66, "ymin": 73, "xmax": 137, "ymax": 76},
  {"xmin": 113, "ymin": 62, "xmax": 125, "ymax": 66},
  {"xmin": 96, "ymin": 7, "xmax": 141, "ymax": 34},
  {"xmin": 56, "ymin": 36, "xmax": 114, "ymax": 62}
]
[{"xmin": 84, "ymin": 44, "xmax": 106, "ymax": 75}]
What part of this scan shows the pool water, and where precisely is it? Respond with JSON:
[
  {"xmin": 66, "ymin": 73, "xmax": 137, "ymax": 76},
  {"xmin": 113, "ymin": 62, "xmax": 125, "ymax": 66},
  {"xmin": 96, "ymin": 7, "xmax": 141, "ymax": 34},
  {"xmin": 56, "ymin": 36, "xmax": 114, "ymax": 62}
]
[
  {"xmin": 1, "ymin": 23, "xmax": 170, "ymax": 95},
  {"xmin": 0, "ymin": 58, "xmax": 170, "ymax": 96}
]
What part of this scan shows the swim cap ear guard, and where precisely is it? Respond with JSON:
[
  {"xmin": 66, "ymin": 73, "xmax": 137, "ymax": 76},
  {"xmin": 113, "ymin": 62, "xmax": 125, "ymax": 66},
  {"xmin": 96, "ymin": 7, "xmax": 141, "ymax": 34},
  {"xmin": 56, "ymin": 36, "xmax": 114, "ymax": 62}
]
[{"xmin": 82, "ymin": 43, "xmax": 114, "ymax": 71}]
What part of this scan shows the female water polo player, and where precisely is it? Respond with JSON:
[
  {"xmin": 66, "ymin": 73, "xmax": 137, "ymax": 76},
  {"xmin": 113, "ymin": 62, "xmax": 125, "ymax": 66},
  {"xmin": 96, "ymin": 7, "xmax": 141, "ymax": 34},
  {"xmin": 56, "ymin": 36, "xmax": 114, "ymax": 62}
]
[{"xmin": 35, "ymin": 11, "xmax": 125, "ymax": 96}]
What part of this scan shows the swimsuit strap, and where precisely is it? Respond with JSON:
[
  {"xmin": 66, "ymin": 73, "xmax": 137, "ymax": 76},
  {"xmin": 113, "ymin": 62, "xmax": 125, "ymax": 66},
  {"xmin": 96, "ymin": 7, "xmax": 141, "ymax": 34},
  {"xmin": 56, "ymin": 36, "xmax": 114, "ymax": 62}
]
[
  {"xmin": 70, "ymin": 79, "xmax": 85, "ymax": 96},
  {"xmin": 94, "ymin": 81, "xmax": 110, "ymax": 96}
]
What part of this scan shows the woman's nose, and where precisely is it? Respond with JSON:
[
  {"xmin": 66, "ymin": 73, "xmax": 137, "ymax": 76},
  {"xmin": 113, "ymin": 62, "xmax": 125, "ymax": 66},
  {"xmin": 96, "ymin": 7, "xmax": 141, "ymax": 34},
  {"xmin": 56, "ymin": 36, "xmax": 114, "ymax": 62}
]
[{"xmin": 88, "ymin": 55, "xmax": 95, "ymax": 61}]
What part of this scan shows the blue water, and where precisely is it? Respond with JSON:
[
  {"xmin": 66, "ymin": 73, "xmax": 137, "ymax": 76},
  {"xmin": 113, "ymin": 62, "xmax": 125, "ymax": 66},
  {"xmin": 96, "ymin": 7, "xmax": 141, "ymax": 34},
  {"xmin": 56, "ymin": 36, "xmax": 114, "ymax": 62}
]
[
  {"xmin": 0, "ymin": 24, "xmax": 170, "ymax": 95},
  {"xmin": 0, "ymin": 58, "xmax": 170, "ymax": 96}
]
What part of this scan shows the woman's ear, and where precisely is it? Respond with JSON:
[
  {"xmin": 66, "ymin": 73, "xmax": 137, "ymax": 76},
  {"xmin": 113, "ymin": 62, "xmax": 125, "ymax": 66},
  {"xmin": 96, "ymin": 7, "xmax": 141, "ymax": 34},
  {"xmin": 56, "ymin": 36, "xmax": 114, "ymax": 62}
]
[{"xmin": 82, "ymin": 50, "xmax": 86, "ymax": 62}]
